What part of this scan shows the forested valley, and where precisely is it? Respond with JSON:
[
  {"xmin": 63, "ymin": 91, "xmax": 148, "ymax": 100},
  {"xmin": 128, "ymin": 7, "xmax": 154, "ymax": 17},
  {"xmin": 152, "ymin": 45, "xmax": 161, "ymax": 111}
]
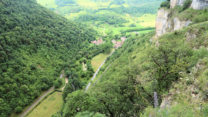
[
  {"xmin": 0, "ymin": 0, "xmax": 104, "ymax": 116},
  {"xmin": 1, "ymin": 0, "xmax": 208, "ymax": 117}
]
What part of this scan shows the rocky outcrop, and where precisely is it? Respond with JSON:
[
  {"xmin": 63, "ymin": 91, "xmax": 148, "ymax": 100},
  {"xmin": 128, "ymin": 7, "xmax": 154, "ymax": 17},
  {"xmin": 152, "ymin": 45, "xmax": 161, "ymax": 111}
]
[
  {"xmin": 155, "ymin": 0, "xmax": 208, "ymax": 38},
  {"xmin": 191, "ymin": 0, "xmax": 208, "ymax": 9},
  {"xmin": 155, "ymin": 8, "xmax": 170, "ymax": 37},
  {"xmin": 170, "ymin": 0, "xmax": 186, "ymax": 8},
  {"xmin": 173, "ymin": 17, "xmax": 192, "ymax": 31},
  {"xmin": 160, "ymin": 96, "xmax": 172, "ymax": 109},
  {"xmin": 170, "ymin": 0, "xmax": 208, "ymax": 9},
  {"xmin": 155, "ymin": 9, "xmax": 191, "ymax": 37},
  {"xmin": 186, "ymin": 31, "xmax": 197, "ymax": 41}
]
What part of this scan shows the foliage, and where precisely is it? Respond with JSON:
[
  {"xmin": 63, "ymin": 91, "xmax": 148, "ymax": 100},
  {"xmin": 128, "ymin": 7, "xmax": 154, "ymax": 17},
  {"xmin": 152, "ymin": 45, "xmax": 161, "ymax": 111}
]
[
  {"xmin": 76, "ymin": 14, "xmax": 127, "ymax": 26},
  {"xmin": 150, "ymin": 34, "xmax": 193, "ymax": 93},
  {"xmin": 0, "ymin": 0, "xmax": 98, "ymax": 116},
  {"xmin": 177, "ymin": 8, "xmax": 208, "ymax": 23},
  {"xmin": 183, "ymin": 0, "xmax": 192, "ymax": 10},
  {"xmin": 121, "ymin": 27, "xmax": 155, "ymax": 33},
  {"xmin": 54, "ymin": 79, "xmax": 62, "ymax": 88},
  {"xmin": 60, "ymin": 19, "xmax": 208, "ymax": 116},
  {"xmin": 75, "ymin": 111, "xmax": 106, "ymax": 117},
  {"xmin": 61, "ymin": 33, "xmax": 154, "ymax": 116},
  {"xmin": 141, "ymin": 104, "xmax": 199, "ymax": 117},
  {"xmin": 160, "ymin": 0, "xmax": 170, "ymax": 8}
]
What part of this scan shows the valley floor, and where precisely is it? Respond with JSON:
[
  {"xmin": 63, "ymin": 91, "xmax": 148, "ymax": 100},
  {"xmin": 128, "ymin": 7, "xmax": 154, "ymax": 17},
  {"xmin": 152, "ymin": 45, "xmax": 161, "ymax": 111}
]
[{"xmin": 27, "ymin": 92, "xmax": 63, "ymax": 117}]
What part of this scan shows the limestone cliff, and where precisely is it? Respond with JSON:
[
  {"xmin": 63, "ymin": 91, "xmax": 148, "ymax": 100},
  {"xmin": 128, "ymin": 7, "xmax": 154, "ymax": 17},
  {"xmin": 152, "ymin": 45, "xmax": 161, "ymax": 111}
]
[
  {"xmin": 170, "ymin": 0, "xmax": 186, "ymax": 8},
  {"xmin": 155, "ymin": 8, "xmax": 170, "ymax": 37},
  {"xmin": 173, "ymin": 17, "xmax": 191, "ymax": 31},
  {"xmin": 155, "ymin": 8, "xmax": 191, "ymax": 37},
  {"xmin": 191, "ymin": 0, "xmax": 208, "ymax": 9},
  {"xmin": 155, "ymin": 0, "xmax": 208, "ymax": 38},
  {"xmin": 171, "ymin": 0, "xmax": 208, "ymax": 10}
]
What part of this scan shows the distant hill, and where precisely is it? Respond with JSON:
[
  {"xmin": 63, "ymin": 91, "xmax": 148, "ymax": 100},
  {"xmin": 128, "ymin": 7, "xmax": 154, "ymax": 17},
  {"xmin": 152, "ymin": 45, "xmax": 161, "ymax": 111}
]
[
  {"xmin": 37, "ymin": 0, "xmax": 164, "ymax": 35},
  {"xmin": 0, "ymin": 0, "xmax": 96, "ymax": 116}
]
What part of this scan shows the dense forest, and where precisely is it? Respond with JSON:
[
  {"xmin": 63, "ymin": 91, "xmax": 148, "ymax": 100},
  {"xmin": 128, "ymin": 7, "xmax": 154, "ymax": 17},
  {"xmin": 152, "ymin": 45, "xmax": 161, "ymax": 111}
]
[{"xmin": 0, "ymin": 0, "xmax": 104, "ymax": 116}]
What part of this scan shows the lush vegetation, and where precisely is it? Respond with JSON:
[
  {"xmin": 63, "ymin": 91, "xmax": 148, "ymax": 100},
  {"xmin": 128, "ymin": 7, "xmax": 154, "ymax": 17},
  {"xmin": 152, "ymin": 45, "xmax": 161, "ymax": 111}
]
[
  {"xmin": 160, "ymin": 0, "xmax": 170, "ymax": 8},
  {"xmin": 75, "ymin": 13, "xmax": 127, "ymax": 26},
  {"xmin": 0, "ymin": 0, "xmax": 103, "ymax": 116},
  {"xmin": 53, "ymin": 33, "xmax": 154, "ymax": 117},
  {"xmin": 57, "ymin": 23, "xmax": 208, "ymax": 117},
  {"xmin": 142, "ymin": 21, "xmax": 208, "ymax": 117},
  {"xmin": 2, "ymin": 0, "xmax": 208, "ymax": 117},
  {"xmin": 37, "ymin": 0, "xmax": 163, "ymax": 35},
  {"xmin": 56, "ymin": 9, "xmax": 208, "ymax": 117}
]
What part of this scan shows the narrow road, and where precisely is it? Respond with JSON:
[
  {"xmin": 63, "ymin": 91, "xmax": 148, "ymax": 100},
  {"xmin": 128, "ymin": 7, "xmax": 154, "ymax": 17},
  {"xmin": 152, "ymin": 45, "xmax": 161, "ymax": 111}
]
[
  {"xmin": 19, "ymin": 87, "xmax": 55, "ymax": 117},
  {"xmin": 85, "ymin": 51, "xmax": 114, "ymax": 91},
  {"xmin": 19, "ymin": 73, "xmax": 63, "ymax": 117},
  {"xmin": 85, "ymin": 59, "xmax": 107, "ymax": 91}
]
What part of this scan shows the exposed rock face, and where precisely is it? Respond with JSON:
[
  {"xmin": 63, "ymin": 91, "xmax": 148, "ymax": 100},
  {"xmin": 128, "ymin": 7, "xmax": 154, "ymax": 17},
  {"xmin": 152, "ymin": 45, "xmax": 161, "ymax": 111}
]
[
  {"xmin": 155, "ymin": 0, "xmax": 208, "ymax": 38},
  {"xmin": 186, "ymin": 31, "xmax": 197, "ymax": 41},
  {"xmin": 155, "ymin": 8, "xmax": 170, "ymax": 37},
  {"xmin": 160, "ymin": 96, "xmax": 172, "ymax": 109},
  {"xmin": 170, "ymin": 0, "xmax": 186, "ymax": 8},
  {"xmin": 171, "ymin": 0, "xmax": 208, "ymax": 10},
  {"xmin": 173, "ymin": 17, "xmax": 192, "ymax": 31},
  {"xmin": 155, "ymin": 9, "xmax": 191, "ymax": 37},
  {"xmin": 191, "ymin": 0, "xmax": 208, "ymax": 9}
]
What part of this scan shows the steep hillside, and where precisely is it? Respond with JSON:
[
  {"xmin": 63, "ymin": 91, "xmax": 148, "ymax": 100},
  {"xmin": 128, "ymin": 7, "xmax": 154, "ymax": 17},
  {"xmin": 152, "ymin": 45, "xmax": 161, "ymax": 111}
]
[
  {"xmin": 0, "ymin": 0, "xmax": 97, "ymax": 116},
  {"xmin": 142, "ymin": 22, "xmax": 208, "ymax": 117},
  {"xmin": 58, "ymin": 0, "xmax": 208, "ymax": 117}
]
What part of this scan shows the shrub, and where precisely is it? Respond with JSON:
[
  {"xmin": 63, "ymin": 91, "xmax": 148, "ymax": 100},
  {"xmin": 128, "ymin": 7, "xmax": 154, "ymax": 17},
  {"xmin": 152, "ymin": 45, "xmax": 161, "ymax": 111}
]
[
  {"xmin": 54, "ymin": 79, "xmax": 63, "ymax": 88},
  {"xmin": 202, "ymin": 105, "xmax": 208, "ymax": 117},
  {"xmin": 183, "ymin": 0, "xmax": 192, "ymax": 10},
  {"xmin": 160, "ymin": 1, "xmax": 170, "ymax": 9},
  {"xmin": 15, "ymin": 106, "xmax": 22, "ymax": 113}
]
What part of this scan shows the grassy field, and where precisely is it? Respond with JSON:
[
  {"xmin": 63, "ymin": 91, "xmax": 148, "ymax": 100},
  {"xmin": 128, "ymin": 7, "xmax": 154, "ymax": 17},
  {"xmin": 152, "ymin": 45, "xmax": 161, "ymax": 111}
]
[
  {"xmin": 138, "ymin": 14, "xmax": 156, "ymax": 27},
  {"xmin": 77, "ymin": 0, "xmax": 111, "ymax": 9},
  {"xmin": 37, "ymin": 0, "xmax": 160, "ymax": 36},
  {"xmin": 91, "ymin": 53, "xmax": 110, "ymax": 71},
  {"xmin": 37, "ymin": 0, "xmax": 57, "ymax": 8},
  {"xmin": 27, "ymin": 92, "xmax": 63, "ymax": 117}
]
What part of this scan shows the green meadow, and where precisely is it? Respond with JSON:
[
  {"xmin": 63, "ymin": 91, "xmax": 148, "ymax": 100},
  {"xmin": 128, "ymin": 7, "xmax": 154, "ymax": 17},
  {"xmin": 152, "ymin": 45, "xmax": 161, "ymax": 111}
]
[
  {"xmin": 27, "ymin": 92, "xmax": 63, "ymax": 117},
  {"xmin": 91, "ymin": 53, "xmax": 110, "ymax": 71},
  {"xmin": 36, "ymin": 0, "xmax": 57, "ymax": 8}
]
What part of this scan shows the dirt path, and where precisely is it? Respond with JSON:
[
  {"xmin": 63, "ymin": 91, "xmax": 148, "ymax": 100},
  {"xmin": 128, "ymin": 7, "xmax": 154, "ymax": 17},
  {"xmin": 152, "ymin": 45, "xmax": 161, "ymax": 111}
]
[
  {"xmin": 19, "ymin": 86, "xmax": 55, "ymax": 117},
  {"xmin": 61, "ymin": 78, "xmax": 68, "ymax": 91}
]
